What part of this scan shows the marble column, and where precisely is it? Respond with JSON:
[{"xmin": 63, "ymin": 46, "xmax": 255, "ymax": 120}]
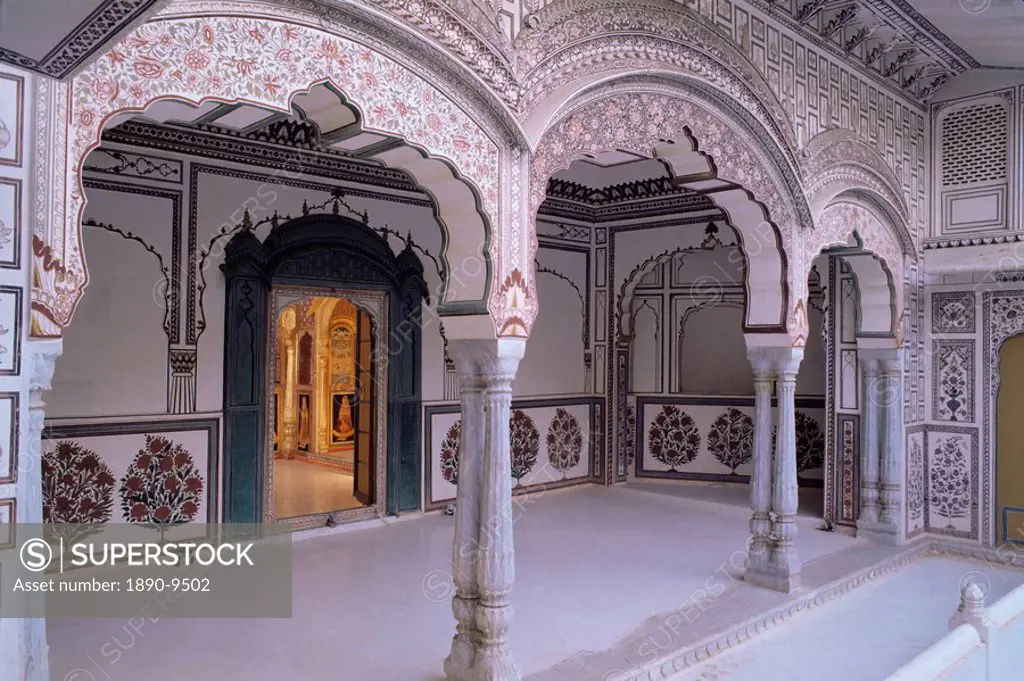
[
  {"xmin": 445, "ymin": 354, "xmax": 486, "ymax": 681},
  {"xmin": 857, "ymin": 357, "xmax": 881, "ymax": 530},
  {"xmin": 446, "ymin": 338, "xmax": 525, "ymax": 681},
  {"xmin": 474, "ymin": 340, "xmax": 524, "ymax": 681},
  {"xmin": 745, "ymin": 351, "xmax": 775, "ymax": 577},
  {"xmin": 768, "ymin": 348, "xmax": 803, "ymax": 592},
  {"xmin": 878, "ymin": 356, "xmax": 904, "ymax": 538}
]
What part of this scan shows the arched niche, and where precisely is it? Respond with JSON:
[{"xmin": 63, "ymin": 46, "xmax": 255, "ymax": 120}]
[{"xmin": 220, "ymin": 213, "xmax": 427, "ymax": 523}]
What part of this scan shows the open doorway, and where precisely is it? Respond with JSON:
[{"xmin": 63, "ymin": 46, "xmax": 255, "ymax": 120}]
[{"xmin": 271, "ymin": 295, "xmax": 377, "ymax": 520}]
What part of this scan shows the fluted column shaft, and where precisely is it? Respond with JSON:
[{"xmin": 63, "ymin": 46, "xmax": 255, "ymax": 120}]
[
  {"xmin": 445, "ymin": 369, "xmax": 486, "ymax": 681},
  {"xmin": 770, "ymin": 353, "xmax": 802, "ymax": 591},
  {"xmin": 878, "ymin": 356, "xmax": 903, "ymax": 537},
  {"xmin": 475, "ymin": 358, "xmax": 521, "ymax": 681},
  {"xmin": 747, "ymin": 356, "xmax": 775, "ymax": 572},
  {"xmin": 446, "ymin": 338, "xmax": 524, "ymax": 681},
  {"xmin": 858, "ymin": 357, "xmax": 881, "ymax": 527}
]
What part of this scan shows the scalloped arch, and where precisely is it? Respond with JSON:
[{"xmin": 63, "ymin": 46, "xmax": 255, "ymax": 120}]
[
  {"xmin": 532, "ymin": 86, "xmax": 799, "ymax": 331},
  {"xmin": 802, "ymin": 129, "xmax": 914, "ymax": 254},
  {"xmin": 515, "ymin": 0, "xmax": 798, "ymax": 166},
  {"xmin": 39, "ymin": 11, "xmax": 507, "ymax": 337}
]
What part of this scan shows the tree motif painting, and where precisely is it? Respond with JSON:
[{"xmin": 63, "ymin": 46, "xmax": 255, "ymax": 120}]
[
  {"xmin": 547, "ymin": 408, "xmax": 583, "ymax": 478},
  {"xmin": 119, "ymin": 435, "xmax": 205, "ymax": 528},
  {"xmin": 707, "ymin": 408, "xmax": 754, "ymax": 474},
  {"xmin": 929, "ymin": 437, "xmax": 971, "ymax": 529},
  {"xmin": 42, "ymin": 441, "xmax": 116, "ymax": 526},
  {"xmin": 648, "ymin": 405, "xmax": 701, "ymax": 471},
  {"xmin": 440, "ymin": 420, "xmax": 461, "ymax": 486},
  {"xmin": 795, "ymin": 411, "xmax": 825, "ymax": 472},
  {"xmin": 510, "ymin": 410, "xmax": 540, "ymax": 485}
]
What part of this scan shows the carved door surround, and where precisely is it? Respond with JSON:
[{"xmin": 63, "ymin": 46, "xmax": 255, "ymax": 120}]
[{"xmin": 221, "ymin": 213, "xmax": 426, "ymax": 526}]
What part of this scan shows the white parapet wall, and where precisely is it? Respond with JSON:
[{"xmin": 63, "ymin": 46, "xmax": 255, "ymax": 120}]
[{"xmin": 885, "ymin": 579, "xmax": 1024, "ymax": 681}]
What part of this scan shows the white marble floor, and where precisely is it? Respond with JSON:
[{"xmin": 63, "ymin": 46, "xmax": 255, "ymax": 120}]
[
  {"xmin": 665, "ymin": 556, "xmax": 1024, "ymax": 681},
  {"xmin": 273, "ymin": 459, "xmax": 365, "ymax": 518},
  {"xmin": 47, "ymin": 484, "xmax": 855, "ymax": 681}
]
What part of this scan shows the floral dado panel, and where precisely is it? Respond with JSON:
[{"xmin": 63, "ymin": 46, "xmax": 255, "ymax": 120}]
[
  {"xmin": 47, "ymin": 13, "xmax": 504, "ymax": 335},
  {"xmin": 932, "ymin": 339, "xmax": 974, "ymax": 423}
]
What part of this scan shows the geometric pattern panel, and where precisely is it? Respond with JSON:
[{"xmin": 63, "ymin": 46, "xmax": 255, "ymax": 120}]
[
  {"xmin": 932, "ymin": 339, "xmax": 975, "ymax": 423},
  {"xmin": 925, "ymin": 426, "xmax": 978, "ymax": 541},
  {"xmin": 932, "ymin": 291, "xmax": 976, "ymax": 334}
]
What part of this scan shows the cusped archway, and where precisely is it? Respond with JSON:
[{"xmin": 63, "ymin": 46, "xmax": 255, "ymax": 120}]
[
  {"xmin": 36, "ymin": 9, "xmax": 519, "ymax": 339},
  {"xmin": 531, "ymin": 80, "xmax": 807, "ymax": 335}
]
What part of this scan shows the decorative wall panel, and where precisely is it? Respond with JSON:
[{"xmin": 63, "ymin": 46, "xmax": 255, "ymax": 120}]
[
  {"xmin": 0, "ymin": 178, "xmax": 21, "ymax": 268},
  {"xmin": 0, "ymin": 393, "xmax": 17, "ymax": 484},
  {"xmin": 0, "ymin": 287, "xmax": 22, "ymax": 377},
  {"xmin": 636, "ymin": 397, "xmax": 825, "ymax": 484},
  {"xmin": 924, "ymin": 426, "xmax": 979, "ymax": 540},
  {"xmin": 41, "ymin": 419, "xmax": 220, "ymax": 534},
  {"xmin": 932, "ymin": 292, "xmax": 976, "ymax": 334},
  {"xmin": 0, "ymin": 73, "xmax": 23, "ymax": 167},
  {"xmin": 424, "ymin": 398, "xmax": 598, "ymax": 509},
  {"xmin": 906, "ymin": 425, "xmax": 926, "ymax": 538},
  {"xmin": 837, "ymin": 413, "xmax": 859, "ymax": 524},
  {"xmin": 932, "ymin": 339, "xmax": 974, "ymax": 423}
]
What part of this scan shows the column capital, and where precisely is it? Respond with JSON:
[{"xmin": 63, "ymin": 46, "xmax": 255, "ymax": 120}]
[
  {"xmin": 448, "ymin": 338, "xmax": 526, "ymax": 381},
  {"xmin": 27, "ymin": 338, "xmax": 63, "ymax": 399},
  {"xmin": 747, "ymin": 346, "xmax": 802, "ymax": 377}
]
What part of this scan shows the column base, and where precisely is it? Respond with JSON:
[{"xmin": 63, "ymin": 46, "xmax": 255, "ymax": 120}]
[
  {"xmin": 744, "ymin": 565, "xmax": 801, "ymax": 593},
  {"xmin": 856, "ymin": 521, "xmax": 902, "ymax": 545}
]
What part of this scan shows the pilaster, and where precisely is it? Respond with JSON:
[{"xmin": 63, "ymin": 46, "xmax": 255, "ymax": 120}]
[
  {"xmin": 857, "ymin": 356, "xmax": 882, "ymax": 531},
  {"xmin": 858, "ymin": 348, "xmax": 903, "ymax": 543}
]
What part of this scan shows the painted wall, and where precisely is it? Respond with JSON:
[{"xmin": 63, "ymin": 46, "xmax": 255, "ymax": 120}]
[
  {"xmin": 917, "ymin": 277, "xmax": 1024, "ymax": 546},
  {"xmin": 46, "ymin": 137, "xmax": 452, "ymax": 524}
]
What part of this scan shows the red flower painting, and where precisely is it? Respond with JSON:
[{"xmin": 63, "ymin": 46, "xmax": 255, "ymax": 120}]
[
  {"xmin": 440, "ymin": 420, "xmax": 461, "ymax": 485},
  {"xmin": 119, "ymin": 435, "xmax": 204, "ymax": 527},
  {"xmin": 510, "ymin": 410, "xmax": 539, "ymax": 486},
  {"xmin": 648, "ymin": 405, "xmax": 701, "ymax": 471},
  {"xmin": 43, "ymin": 441, "xmax": 116, "ymax": 524},
  {"xmin": 547, "ymin": 408, "xmax": 583, "ymax": 478}
]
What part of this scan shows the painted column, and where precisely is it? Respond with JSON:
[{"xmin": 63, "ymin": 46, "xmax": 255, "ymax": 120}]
[
  {"xmin": 445, "ymin": 343, "xmax": 486, "ymax": 681},
  {"xmin": 878, "ymin": 354, "xmax": 904, "ymax": 540},
  {"xmin": 474, "ymin": 338, "xmax": 525, "ymax": 681},
  {"xmin": 857, "ymin": 357, "xmax": 882, "ymax": 530},
  {"xmin": 769, "ymin": 348, "xmax": 803, "ymax": 592},
  {"xmin": 280, "ymin": 309, "xmax": 298, "ymax": 458},
  {"xmin": 746, "ymin": 351, "xmax": 775, "ymax": 576}
]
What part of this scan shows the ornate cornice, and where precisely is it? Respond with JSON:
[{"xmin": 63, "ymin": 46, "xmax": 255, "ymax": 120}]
[
  {"xmin": 745, "ymin": 0, "xmax": 971, "ymax": 102},
  {"xmin": 924, "ymin": 233, "xmax": 1024, "ymax": 250},
  {"xmin": 540, "ymin": 194, "xmax": 721, "ymax": 223},
  {"xmin": 102, "ymin": 120, "xmax": 424, "ymax": 195},
  {"xmin": 0, "ymin": 0, "xmax": 168, "ymax": 78},
  {"xmin": 546, "ymin": 175, "xmax": 703, "ymax": 205}
]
